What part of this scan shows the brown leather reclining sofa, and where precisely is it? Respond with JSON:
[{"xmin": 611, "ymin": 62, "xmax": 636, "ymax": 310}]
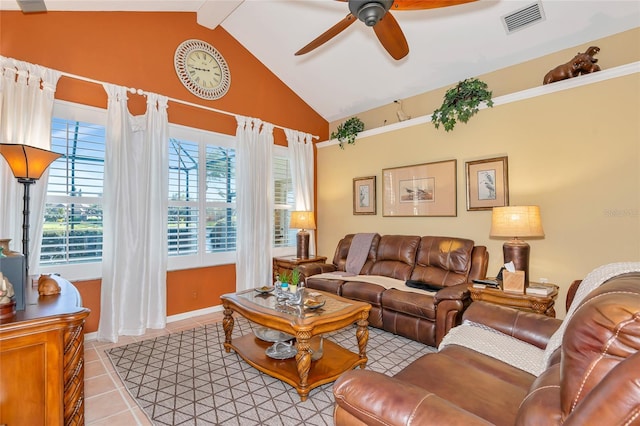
[
  {"xmin": 333, "ymin": 272, "xmax": 640, "ymax": 425},
  {"xmin": 298, "ymin": 234, "xmax": 489, "ymax": 347}
]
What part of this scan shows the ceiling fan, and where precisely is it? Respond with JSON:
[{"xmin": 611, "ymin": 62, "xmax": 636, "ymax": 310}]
[{"xmin": 295, "ymin": 0, "xmax": 477, "ymax": 60}]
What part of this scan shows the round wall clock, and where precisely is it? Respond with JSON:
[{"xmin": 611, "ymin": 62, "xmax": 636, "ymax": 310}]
[{"xmin": 174, "ymin": 39, "xmax": 231, "ymax": 100}]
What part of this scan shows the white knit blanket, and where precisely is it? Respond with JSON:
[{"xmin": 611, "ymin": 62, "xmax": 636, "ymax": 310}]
[
  {"xmin": 542, "ymin": 261, "xmax": 640, "ymax": 364},
  {"xmin": 439, "ymin": 319, "xmax": 546, "ymax": 376},
  {"xmin": 309, "ymin": 273, "xmax": 438, "ymax": 295},
  {"xmin": 439, "ymin": 262, "xmax": 640, "ymax": 377}
]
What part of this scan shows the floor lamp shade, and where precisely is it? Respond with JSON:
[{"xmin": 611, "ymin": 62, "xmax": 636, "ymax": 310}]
[
  {"xmin": 0, "ymin": 144, "xmax": 61, "ymax": 278},
  {"xmin": 490, "ymin": 206, "xmax": 544, "ymax": 285},
  {"xmin": 0, "ymin": 144, "xmax": 62, "ymax": 180},
  {"xmin": 290, "ymin": 211, "xmax": 316, "ymax": 259}
]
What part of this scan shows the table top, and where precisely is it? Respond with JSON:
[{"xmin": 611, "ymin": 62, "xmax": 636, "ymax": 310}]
[
  {"xmin": 469, "ymin": 281, "xmax": 559, "ymax": 299},
  {"xmin": 0, "ymin": 274, "xmax": 89, "ymax": 329},
  {"xmin": 221, "ymin": 288, "xmax": 370, "ymax": 334}
]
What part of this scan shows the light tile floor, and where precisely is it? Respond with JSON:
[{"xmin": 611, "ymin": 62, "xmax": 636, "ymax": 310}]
[{"xmin": 83, "ymin": 311, "xmax": 225, "ymax": 425}]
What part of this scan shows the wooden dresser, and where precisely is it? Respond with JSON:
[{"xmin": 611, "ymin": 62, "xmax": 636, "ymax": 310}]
[{"xmin": 0, "ymin": 275, "xmax": 90, "ymax": 426}]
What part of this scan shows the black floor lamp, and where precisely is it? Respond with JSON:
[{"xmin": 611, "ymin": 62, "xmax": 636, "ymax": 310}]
[{"xmin": 0, "ymin": 144, "xmax": 61, "ymax": 278}]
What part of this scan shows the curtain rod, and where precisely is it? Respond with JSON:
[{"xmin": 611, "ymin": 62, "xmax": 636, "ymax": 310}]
[{"xmin": 57, "ymin": 69, "xmax": 320, "ymax": 140}]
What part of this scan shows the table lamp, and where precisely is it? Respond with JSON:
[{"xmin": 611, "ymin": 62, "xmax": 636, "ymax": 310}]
[
  {"xmin": 289, "ymin": 211, "xmax": 316, "ymax": 259},
  {"xmin": 489, "ymin": 205, "xmax": 544, "ymax": 286},
  {"xmin": 0, "ymin": 144, "xmax": 61, "ymax": 277}
]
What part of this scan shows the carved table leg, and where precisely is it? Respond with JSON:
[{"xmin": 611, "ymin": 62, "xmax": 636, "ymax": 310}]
[
  {"xmin": 294, "ymin": 330, "xmax": 312, "ymax": 401},
  {"xmin": 222, "ymin": 305, "xmax": 235, "ymax": 353},
  {"xmin": 356, "ymin": 312, "xmax": 369, "ymax": 368}
]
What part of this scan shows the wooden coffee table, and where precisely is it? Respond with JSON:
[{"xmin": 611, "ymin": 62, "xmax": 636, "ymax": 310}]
[{"xmin": 220, "ymin": 289, "xmax": 370, "ymax": 401}]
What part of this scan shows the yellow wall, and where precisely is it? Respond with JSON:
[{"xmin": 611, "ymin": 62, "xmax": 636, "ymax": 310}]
[
  {"xmin": 331, "ymin": 28, "xmax": 640, "ymax": 134},
  {"xmin": 317, "ymin": 73, "xmax": 640, "ymax": 318}
]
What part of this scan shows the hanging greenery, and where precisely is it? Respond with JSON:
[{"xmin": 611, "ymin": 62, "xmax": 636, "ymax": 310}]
[
  {"xmin": 331, "ymin": 116, "xmax": 364, "ymax": 149},
  {"xmin": 431, "ymin": 78, "xmax": 494, "ymax": 132}
]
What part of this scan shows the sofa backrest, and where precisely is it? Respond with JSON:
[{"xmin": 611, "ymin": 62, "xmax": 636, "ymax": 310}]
[
  {"xmin": 331, "ymin": 233, "xmax": 380, "ymax": 273},
  {"xmin": 409, "ymin": 236, "xmax": 482, "ymax": 287},
  {"xmin": 517, "ymin": 272, "xmax": 640, "ymax": 425},
  {"xmin": 367, "ymin": 235, "xmax": 421, "ymax": 281}
]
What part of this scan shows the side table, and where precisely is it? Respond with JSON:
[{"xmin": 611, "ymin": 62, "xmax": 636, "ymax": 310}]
[
  {"xmin": 273, "ymin": 255, "xmax": 327, "ymax": 282},
  {"xmin": 468, "ymin": 281, "xmax": 559, "ymax": 317}
]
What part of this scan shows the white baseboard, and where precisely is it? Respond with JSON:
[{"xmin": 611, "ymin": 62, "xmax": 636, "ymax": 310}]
[{"xmin": 84, "ymin": 304, "xmax": 225, "ymax": 342}]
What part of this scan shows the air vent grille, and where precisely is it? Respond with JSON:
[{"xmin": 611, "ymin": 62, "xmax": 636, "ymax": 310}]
[
  {"xmin": 502, "ymin": 2, "xmax": 545, "ymax": 34},
  {"xmin": 16, "ymin": 0, "xmax": 47, "ymax": 13}
]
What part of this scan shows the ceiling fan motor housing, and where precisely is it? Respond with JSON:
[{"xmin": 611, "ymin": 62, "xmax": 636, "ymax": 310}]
[{"xmin": 349, "ymin": 0, "xmax": 394, "ymax": 26}]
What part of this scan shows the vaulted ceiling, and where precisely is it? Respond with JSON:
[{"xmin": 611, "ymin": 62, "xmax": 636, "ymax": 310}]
[{"xmin": 2, "ymin": 0, "xmax": 639, "ymax": 121}]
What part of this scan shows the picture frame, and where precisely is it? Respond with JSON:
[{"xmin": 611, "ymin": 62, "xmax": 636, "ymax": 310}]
[
  {"xmin": 382, "ymin": 160, "xmax": 457, "ymax": 217},
  {"xmin": 465, "ymin": 156, "xmax": 509, "ymax": 211},
  {"xmin": 353, "ymin": 176, "xmax": 376, "ymax": 215}
]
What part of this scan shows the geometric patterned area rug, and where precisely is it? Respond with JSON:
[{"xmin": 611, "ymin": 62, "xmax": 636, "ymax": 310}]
[{"xmin": 107, "ymin": 317, "xmax": 436, "ymax": 426}]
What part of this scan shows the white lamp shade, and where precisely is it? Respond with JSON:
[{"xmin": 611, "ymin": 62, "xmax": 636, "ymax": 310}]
[
  {"xmin": 490, "ymin": 206, "xmax": 544, "ymax": 238},
  {"xmin": 290, "ymin": 211, "xmax": 316, "ymax": 230}
]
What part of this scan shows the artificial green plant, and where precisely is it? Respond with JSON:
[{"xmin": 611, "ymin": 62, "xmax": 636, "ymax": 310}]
[
  {"xmin": 431, "ymin": 78, "xmax": 494, "ymax": 132},
  {"xmin": 331, "ymin": 116, "xmax": 364, "ymax": 149}
]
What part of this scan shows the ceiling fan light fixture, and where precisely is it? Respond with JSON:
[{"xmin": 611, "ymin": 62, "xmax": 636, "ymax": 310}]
[{"xmin": 349, "ymin": 0, "xmax": 393, "ymax": 26}]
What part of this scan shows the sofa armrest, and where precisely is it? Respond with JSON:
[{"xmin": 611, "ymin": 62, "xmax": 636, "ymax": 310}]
[
  {"xmin": 433, "ymin": 282, "xmax": 470, "ymax": 303},
  {"xmin": 334, "ymin": 370, "xmax": 492, "ymax": 426},
  {"xmin": 296, "ymin": 263, "xmax": 337, "ymax": 280},
  {"xmin": 463, "ymin": 301, "xmax": 562, "ymax": 349}
]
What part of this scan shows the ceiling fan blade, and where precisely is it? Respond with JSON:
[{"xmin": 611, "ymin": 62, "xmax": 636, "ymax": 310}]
[
  {"xmin": 373, "ymin": 12, "xmax": 408, "ymax": 60},
  {"xmin": 295, "ymin": 14, "xmax": 357, "ymax": 56},
  {"xmin": 390, "ymin": 0, "xmax": 477, "ymax": 11}
]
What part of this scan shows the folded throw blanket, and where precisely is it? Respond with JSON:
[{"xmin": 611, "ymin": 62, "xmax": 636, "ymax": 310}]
[
  {"xmin": 345, "ymin": 233, "xmax": 376, "ymax": 275},
  {"xmin": 310, "ymin": 273, "xmax": 438, "ymax": 295}
]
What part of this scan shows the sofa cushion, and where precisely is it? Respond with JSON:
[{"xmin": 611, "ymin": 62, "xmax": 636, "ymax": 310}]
[
  {"xmin": 381, "ymin": 288, "xmax": 436, "ymax": 321},
  {"xmin": 393, "ymin": 345, "xmax": 532, "ymax": 425},
  {"xmin": 367, "ymin": 235, "xmax": 420, "ymax": 280},
  {"xmin": 410, "ymin": 236, "xmax": 475, "ymax": 287},
  {"xmin": 341, "ymin": 281, "xmax": 385, "ymax": 328}
]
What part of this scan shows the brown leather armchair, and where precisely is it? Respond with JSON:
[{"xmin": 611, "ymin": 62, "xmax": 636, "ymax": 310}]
[{"xmin": 333, "ymin": 272, "xmax": 640, "ymax": 426}]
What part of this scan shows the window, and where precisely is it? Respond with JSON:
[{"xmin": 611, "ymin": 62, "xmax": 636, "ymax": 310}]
[
  {"xmin": 40, "ymin": 102, "xmax": 297, "ymax": 278},
  {"xmin": 167, "ymin": 126, "xmax": 297, "ymax": 269},
  {"xmin": 273, "ymin": 151, "xmax": 297, "ymax": 249},
  {"xmin": 41, "ymin": 102, "xmax": 106, "ymax": 279},
  {"xmin": 168, "ymin": 134, "xmax": 237, "ymax": 262},
  {"xmin": 167, "ymin": 126, "xmax": 238, "ymax": 269}
]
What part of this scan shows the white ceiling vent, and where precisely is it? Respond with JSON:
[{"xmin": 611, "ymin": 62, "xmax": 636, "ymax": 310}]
[
  {"xmin": 16, "ymin": 0, "xmax": 47, "ymax": 13},
  {"xmin": 502, "ymin": 2, "xmax": 545, "ymax": 34}
]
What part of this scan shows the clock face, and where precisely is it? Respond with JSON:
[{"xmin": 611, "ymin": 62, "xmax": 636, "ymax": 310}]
[{"xmin": 174, "ymin": 39, "xmax": 230, "ymax": 100}]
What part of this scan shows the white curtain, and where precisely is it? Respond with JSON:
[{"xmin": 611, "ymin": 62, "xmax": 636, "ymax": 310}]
[
  {"xmin": 0, "ymin": 57, "xmax": 60, "ymax": 273},
  {"xmin": 285, "ymin": 129, "xmax": 316, "ymax": 254},
  {"xmin": 97, "ymin": 84, "xmax": 168, "ymax": 342},
  {"xmin": 235, "ymin": 116, "xmax": 274, "ymax": 291}
]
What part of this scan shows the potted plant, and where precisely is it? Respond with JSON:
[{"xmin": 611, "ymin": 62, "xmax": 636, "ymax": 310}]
[
  {"xmin": 431, "ymin": 78, "xmax": 494, "ymax": 132},
  {"xmin": 289, "ymin": 268, "xmax": 301, "ymax": 293},
  {"xmin": 331, "ymin": 116, "xmax": 364, "ymax": 149}
]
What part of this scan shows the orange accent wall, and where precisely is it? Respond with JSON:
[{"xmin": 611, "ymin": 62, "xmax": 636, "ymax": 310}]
[
  {"xmin": 167, "ymin": 264, "xmax": 236, "ymax": 317},
  {"xmin": 72, "ymin": 279, "xmax": 101, "ymax": 333},
  {"xmin": 1, "ymin": 11, "xmax": 327, "ymax": 333}
]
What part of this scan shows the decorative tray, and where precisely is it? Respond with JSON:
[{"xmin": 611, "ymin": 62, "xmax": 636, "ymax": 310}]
[
  {"xmin": 304, "ymin": 299, "xmax": 325, "ymax": 309},
  {"xmin": 254, "ymin": 285, "xmax": 275, "ymax": 294},
  {"xmin": 265, "ymin": 342, "xmax": 298, "ymax": 360},
  {"xmin": 254, "ymin": 326, "xmax": 294, "ymax": 343}
]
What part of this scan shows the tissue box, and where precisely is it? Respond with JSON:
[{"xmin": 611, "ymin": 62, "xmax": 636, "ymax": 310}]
[{"xmin": 502, "ymin": 270, "xmax": 525, "ymax": 293}]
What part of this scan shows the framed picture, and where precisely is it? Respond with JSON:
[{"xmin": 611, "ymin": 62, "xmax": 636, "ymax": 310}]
[
  {"xmin": 382, "ymin": 160, "xmax": 457, "ymax": 217},
  {"xmin": 466, "ymin": 156, "xmax": 509, "ymax": 211},
  {"xmin": 353, "ymin": 176, "xmax": 376, "ymax": 215}
]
